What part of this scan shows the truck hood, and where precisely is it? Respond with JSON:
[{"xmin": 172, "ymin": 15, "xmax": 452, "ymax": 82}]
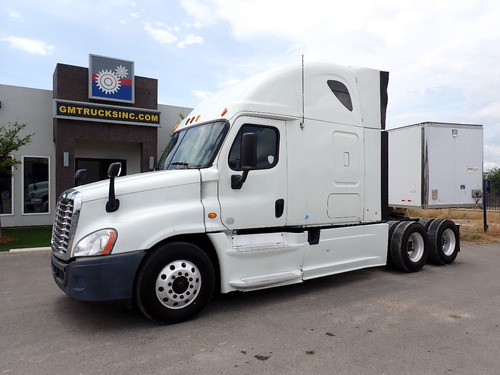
[{"xmin": 73, "ymin": 169, "xmax": 201, "ymax": 202}]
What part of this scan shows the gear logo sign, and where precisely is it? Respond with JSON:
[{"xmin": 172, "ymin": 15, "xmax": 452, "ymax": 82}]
[
  {"xmin": 89, "ymin": 55, "xmax": 134, "ymax": 103},
  {"xmin": 96, "ymin": 69, "xmax": 122, "ymax": 95}
]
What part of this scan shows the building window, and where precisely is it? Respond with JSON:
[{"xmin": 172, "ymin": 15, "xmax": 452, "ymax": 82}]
[
  {"xmin": 23, "ymin": 156, "xmax": 49, "ymax": 214},
  {"xmin": 0, "ymin": 169, "xmax": 13, "ymax": 215}
]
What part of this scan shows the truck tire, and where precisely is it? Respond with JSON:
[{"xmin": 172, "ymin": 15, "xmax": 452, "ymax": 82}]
[
  {"xmin": 386, "ymin": 221, "xmax": 400, "ymax": 267},
  {"xmin": 428, "ymin": 219, "xmax": 460, "ymax": 265},
  {"xmin": 419, "ymin": 218, "xmax": 435, "ymax": 231},
  {"xmin": 390, "ymin": 221, "xmax": 429, "ymax": 273},
  {"xmin": 135, "ymin": 242, "xmax": 215, "ymax": 324}
]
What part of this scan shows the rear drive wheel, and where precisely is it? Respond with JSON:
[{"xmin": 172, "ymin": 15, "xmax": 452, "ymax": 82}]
[
  {"xmin": 386, "ymin": 221, "xmax": 400, "ymax": 266},
  {"xmin": 390, "ymin": 221, "xmax": 429, "ymax": 273},
  {"xmin": 135, "ymin": 242, "xmax": 215, "ymax": 324},
  {"xmin": 419, "ymin": 218, "xmax": 435, "ymax": 231},
  {"xmin": 428, "ymin": 219, "xmax": 460, "ymax": 265}
]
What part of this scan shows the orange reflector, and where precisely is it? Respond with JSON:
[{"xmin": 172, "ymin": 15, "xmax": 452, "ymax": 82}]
[
  {"xmin": 195, "ymin": 115, "xmax": 201, "ymax": 122},
  {"xmin": 208, "ymin": 212, "xmax": 217, "ymax": 219},
  {"xmin": 173, "ymin": 123, "xmax": 179, "ymax": 131},
  {"xmin": 221, "ymin": 108, "xmax": 228, "ymax": 116},
  {"xmin": 102, "ymin": 231, "xmax": 116, "ymax": 255}
]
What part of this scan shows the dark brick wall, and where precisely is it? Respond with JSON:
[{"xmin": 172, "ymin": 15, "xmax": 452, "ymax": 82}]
[{"xmin": 53, "ymin": 63, "xmax": 158, "ymax": 198}]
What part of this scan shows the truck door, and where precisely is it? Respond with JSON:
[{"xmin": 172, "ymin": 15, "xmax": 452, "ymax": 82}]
[{"xmin": 218, "ymin": 117, "xmax": 287, "ymax": 230}]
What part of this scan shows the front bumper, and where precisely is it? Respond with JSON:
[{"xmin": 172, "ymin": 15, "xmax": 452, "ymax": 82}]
[{"xmin": 51, "ymin": 251, "xmax": 146, "ymax": 303}]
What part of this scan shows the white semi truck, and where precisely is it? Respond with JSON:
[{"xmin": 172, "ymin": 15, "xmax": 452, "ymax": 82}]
[{"xmin": 51, "ymin": 62, "xmax": 460, "ymax": 324}]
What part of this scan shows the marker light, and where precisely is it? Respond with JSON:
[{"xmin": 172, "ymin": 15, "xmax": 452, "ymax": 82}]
[
  {"xmin": 208, "ymin": 212, "xmax": 217, "ymax": 219},
  {"xmin": 221, "ymin": 108, "xmax": 228, "ymax": 116},
  {"xmin": 173, "ymin": 123, "xmax": 179, "ymax": 131},
  {"xmin": 195, "ymin": 115, "xmax": 201, "ymax": 122}
]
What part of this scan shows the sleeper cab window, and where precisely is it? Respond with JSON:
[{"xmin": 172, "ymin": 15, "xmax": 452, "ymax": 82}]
[
  {"xmin": 327, "ymin": 80, "xmax": 353, "ymax": 111},
  {"xmin": 229, "ymin": 125, "xmax": 279, "ymax": 170}
]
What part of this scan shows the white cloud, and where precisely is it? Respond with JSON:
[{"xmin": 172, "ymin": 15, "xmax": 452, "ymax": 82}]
[
  {"xmin": 183, "ymin": 19, "xmax": 204, "ymax": 30},
  {"xmin": 144, "ymin": 22, "xmax": 178, "ymax": 44},
  {"xmin": 2, "ymin": 36, "xmax": 54, "ymax": 55},
  {"xmin": 177, "ymin": 34, "xmax": 204, "ymax": 48},
  {"xmin": 8, "ymin": 8, "xmax": 21, "ymax": 19},
  {"xmin": 192, "ymin": 90, "xmax": 212, "ymax": 100}
]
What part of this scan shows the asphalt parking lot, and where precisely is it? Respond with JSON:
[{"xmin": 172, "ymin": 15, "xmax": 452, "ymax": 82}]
[{"xmin": 1, "ymin": 243, "xmax": 499, "ymax": 375}]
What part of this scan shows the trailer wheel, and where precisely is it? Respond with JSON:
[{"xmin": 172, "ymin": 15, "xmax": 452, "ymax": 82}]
[
  {"xmin": 390, "ymin": 221, "xmax": 429, "ymax": 273},
  {"xmin": 428, "ymin": 219, "xmax": 460, "ymax": 265},
  {"xmin": 135, "ymin": 242, "xmax": 215, "ymax": 324}
]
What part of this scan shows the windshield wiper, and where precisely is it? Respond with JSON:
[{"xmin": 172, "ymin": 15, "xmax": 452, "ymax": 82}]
[{"xmin": 170, "ymin": 161, "xmax": 194, "ymax": 169}]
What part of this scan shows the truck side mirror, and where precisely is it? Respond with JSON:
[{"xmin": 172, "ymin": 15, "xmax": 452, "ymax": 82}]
[
  {"xmin": 231, "ymin": 133, "xmax": 257, "ymax": 189},
  {"xmin": 106, "ymin": 162, "xmax": 122, "ymax": 213},
  {"xmin": 75, "ymin": 169, "xmax": 87, "ymax": 186},
  {"xmin": 108, "ymin": 162, "xmax": 122, "ymax": 178},
  {"xmin": 240, "ymin": 133, "xmax": 257, "ymax": 170}
]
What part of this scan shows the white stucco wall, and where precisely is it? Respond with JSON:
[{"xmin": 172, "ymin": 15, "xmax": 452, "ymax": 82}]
[{"xmin": 0, "ymin": 84, "xmax": 55, "ymax": 227}]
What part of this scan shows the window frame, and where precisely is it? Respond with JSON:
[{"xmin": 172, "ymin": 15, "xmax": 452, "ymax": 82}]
[
  {"xmin": 0, "ymin": 163, "xmax": 14, "ymax": 216},
  {"xmin": 228, "ymin": 124, "xmax": 280, "ymax": 171},
  {"xmin": 22, "ymin": 155, "xmax": 50, "ymax": 216}
]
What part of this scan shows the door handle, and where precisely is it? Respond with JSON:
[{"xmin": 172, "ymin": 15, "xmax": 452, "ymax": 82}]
[{"xmin": 275, "ymin": 199, "xmax": 284, "ymax": 218}]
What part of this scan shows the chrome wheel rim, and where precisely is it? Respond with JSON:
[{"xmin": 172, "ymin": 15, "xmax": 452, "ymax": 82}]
[
  {"xmin": 442, "ymin": 228, "xmax": 456, "ymax": 256},
  {"xmin": 407, "ymin": 232, "xmax": 425, "ymax": 262},
  {"xmin": 156, "ymin": 260, "xmax": 201, "ymax": 310}
]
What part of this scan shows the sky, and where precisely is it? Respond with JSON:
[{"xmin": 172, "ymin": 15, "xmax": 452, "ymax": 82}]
[{"xmin": 1, "ymin": 0, "xmax": 499, "ymax": 170}]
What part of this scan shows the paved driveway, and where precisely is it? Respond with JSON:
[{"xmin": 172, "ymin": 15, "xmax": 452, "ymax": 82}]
[{"xmin": 1, "ymin": 243, "xmax": 499, "ymax": 374}]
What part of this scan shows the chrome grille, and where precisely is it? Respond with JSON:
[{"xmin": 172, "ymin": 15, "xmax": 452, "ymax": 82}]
[{"xmin": 51, "ymin": 190, "xmax": 82, "ymax": 260}]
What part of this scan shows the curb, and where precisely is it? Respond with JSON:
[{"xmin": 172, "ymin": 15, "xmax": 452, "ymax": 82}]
[{"xmin": 9, "ymin": 247, "xmax": 51, "ymax": 253}]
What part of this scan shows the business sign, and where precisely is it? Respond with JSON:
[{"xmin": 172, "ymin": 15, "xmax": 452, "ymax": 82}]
[
  {"xmin": 54, "ymin": 99, "xmax": 160, "ymax": 126},
  {"xmin": 89, "ymin": 54, "xmax": 134, "ymax": 103}
]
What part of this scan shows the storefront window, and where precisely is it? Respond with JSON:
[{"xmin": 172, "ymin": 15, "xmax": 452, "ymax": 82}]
[
  {"xmin": 23, "ymin": 157, "xmax": 49, "ymax": 214},
  {"xmin": 0, "ymin": 169, "xmax": 13, "ymax": 215}
]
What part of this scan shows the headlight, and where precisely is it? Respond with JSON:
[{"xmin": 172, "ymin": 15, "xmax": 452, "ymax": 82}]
[{"xmin": 73, "ymin": 229, "xmax": 117, "ymax": 257}]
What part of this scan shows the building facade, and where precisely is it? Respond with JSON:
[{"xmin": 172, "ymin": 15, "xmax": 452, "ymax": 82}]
[{"xmin": 0, "ymin": 57, "xmax": 192, "ymax": 227}]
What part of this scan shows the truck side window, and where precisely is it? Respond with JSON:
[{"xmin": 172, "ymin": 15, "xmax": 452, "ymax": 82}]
[
  {"xmin": 229, "ymin": 125, "xmax": 279, "ymax": 170},
  {"xmin": 327, "ymin": 80, "xmax": 353, "ymax": 111}
]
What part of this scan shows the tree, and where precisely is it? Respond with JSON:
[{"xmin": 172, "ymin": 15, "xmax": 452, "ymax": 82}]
[
  {"xmin": 484, "ymin": 167, "xmax": 500, "ymax": 181},
  {"xmin": 0, "ymin": 121, "xmax": 34, "ymax": 236}
]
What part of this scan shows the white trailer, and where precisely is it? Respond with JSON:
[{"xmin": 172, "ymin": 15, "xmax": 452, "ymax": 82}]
[
  {"xmin": 389, "ymin": 122, "xmax": 483, "ymax": 209},
  {"xmin": 50, "ymin": 63, "xmax": 461, "ymax": 324}
]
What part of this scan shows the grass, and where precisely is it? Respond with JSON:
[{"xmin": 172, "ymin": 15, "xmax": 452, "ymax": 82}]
[{"xmin": 0, "ymin": 226, "xmax": 52, "ymax": 251}]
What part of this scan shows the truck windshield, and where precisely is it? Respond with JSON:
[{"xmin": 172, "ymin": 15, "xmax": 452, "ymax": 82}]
[{"xmin": 157, "ymin": 121, "xmax": 228, "ymax": 170}]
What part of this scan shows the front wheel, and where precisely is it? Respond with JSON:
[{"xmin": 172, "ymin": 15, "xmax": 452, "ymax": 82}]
[{"xmin": 135, "ymin": 242, "xmax": 215, "ymax": 324}]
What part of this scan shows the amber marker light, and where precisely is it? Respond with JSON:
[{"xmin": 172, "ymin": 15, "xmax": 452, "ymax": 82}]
[
  {"xmin": 195, "ymin": 115, "xmax": 201, "ymax": 122},
  {"xmin": 221, "ymin": 108, "xmax": 228, "ymax": 116},
  {"xmin": 173, "ymin": 123, "xmax": 179, "ymax": 131},
  {"xmin": 101, "ymin": 230, "xmax": 117, "ymax": 255},
  {"xmin": 208, "ymin": 212, "xmax": 217, "ymax": 219}
]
